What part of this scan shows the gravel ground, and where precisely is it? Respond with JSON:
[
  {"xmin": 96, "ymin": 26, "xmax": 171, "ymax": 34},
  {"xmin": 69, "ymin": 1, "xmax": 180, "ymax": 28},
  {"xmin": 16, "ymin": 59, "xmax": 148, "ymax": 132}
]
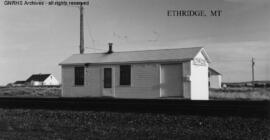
[{"xmin": 0, "ymin": 109, "xmax": 269, "ymax": 140}]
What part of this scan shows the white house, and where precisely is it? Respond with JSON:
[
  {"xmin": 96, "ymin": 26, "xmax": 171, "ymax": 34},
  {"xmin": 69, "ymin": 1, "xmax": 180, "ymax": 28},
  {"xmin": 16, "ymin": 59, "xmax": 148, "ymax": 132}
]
[
  {"xmin": 59, "ymin": 45, "xmax": 211, "ymax": 100},
  {"xmin": 208, "ymin": 68, "xmax": 222, "ymax": 89},
  {"xmin": 26, "ymin": 74, "xmax": 59, "ymax": 86}
]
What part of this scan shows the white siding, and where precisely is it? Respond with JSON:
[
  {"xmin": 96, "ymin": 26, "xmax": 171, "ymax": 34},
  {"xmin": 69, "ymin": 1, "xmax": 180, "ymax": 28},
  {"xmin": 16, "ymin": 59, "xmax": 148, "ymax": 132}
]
[
  {"xmin": 43, "ymin": 75, "xmax": 59, "ymax": 85},
  {"xmin": 31, "ymin": 81, "xmax": 42, "ymax": 86},
  {"xmin": 62, "ymin": 66, "xmax": 101, "ymax": 97},
  {"xmin": 61, "ymin": 57, "xmax": 209, "ymax": 100},
  {"xmin": 160, "ymin": 64, "xmax": 183, "ymax": 97},
  {"xmin": 114, "ymin": 64, "xmax": 160, "ymax": 98},
  {"xmin": 209, "ymin": 75, "xmax": 222, "ymax": 89},
  {"xmin": 182, "ymin": 61, "xmax": 191, "ymax": 99},
  {"xmin": 62, "ymin": 64, "xmax": 160, "ymax": 98},
  {"xmin": 190, "ymin": 52, "xmax": 209, "ymax": 100}
]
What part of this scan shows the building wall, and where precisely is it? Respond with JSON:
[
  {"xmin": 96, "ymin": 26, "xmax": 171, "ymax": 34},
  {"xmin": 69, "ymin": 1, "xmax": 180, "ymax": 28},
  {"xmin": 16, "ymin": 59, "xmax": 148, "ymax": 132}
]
[
  {"xmin": 43, "ymin": 75, "xmax": 59, "ymax": 85},
  {"xmin": 31, "ymin": 81, "xmax": 42, "ymax": 86},
  {"xmin": 100, "ymin": 65, "xmax": 116, "ymax": 97},
  {"xmin": 190, "ymin": 52, "xmax": 209, "ymax": 100},
  {"xmin": 61, "ymin": 59, "xmax": 210, "ymax": 100},
  {"xmin": 62, "ymin": 65, "xmax": 101, "ymax": 97},
  {"xmin": 114, "ymin": 64, "xmax": 161, "ymax": 98},
  {"xmin": 62, "ymin": 63, "xmax": 161, "ymax": 98},
  {"xmin": 182, "ymin": 61, "xmax": 191, "ymax": 99},
  {"xmin": 209, "ymin": 75, "xmax": 222, "ymax": 89},
  {"xmin": 160, "ymin": 64, "xmax": 183, "ymax": 97}
]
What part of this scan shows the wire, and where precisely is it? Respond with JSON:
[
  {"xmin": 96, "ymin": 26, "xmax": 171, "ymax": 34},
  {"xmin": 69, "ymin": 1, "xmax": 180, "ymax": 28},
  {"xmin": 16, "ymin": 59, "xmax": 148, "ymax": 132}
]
[
  {"xmin": 84, "ymin": 0, "xmax": 97, "ymax": 50},
  {"xmin": 211, "ymin": 59, "xmax": 270, "ymax": 63},
  {"xmin": 85, "ymin": 47, "xmax": 106, "ymax": 51},
  {"xmin": 85, "ymin": 16, "xmax": 96, "ymax": 48}
]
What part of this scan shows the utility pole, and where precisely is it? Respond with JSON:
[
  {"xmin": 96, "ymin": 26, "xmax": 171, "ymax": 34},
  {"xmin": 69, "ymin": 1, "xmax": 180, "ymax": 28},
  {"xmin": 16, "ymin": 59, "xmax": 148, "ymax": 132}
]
[
  {"xmin": 79, "ymin": 4, "xmax": 84, "ymax": 54},
  {"xmin": 252, "ymin": 57, "xmax": 255, "ymax": 84}
]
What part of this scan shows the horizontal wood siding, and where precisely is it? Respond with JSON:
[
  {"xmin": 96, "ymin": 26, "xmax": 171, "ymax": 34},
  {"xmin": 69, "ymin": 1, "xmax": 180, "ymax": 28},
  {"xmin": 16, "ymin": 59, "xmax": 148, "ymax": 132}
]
[
  {"xmin": 209, "ymin": 75, "xmax": 222, "ymax": 89},
  {"xmin": 115, "ymin": 64, "xmax": 160, "ymax": 98},
  {"xmin": 62, "ymin": 66, "xmax": 101, "ymax": 97},
  {"xmin": 182, "ymin": 61, "xmax": 191, "ymax": 99}
]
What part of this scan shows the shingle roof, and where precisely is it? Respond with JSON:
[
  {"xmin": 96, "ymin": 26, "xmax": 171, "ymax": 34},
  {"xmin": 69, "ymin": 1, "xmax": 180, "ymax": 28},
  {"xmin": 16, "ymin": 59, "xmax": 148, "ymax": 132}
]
[
  {"xmin": 60, "ymin": 47, "xmax": 210, "ymax": 65},
  {"xmin": 26, "ymin": 74, "xmax": 51, "ymax": 82},
  {"xmin": 209, "ymin": 67, "xmax": 221, "ymax": 75}
]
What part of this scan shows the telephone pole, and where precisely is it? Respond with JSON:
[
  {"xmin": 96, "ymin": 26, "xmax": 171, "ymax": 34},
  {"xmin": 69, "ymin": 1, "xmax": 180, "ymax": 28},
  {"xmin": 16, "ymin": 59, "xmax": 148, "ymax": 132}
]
[
  {"xmin": 252, "ymin": 57, "xmax": 255, "ymax": 84},
  {"xmin": 79, "ymin": 4, "xmax": 84, "ymax": 54}
]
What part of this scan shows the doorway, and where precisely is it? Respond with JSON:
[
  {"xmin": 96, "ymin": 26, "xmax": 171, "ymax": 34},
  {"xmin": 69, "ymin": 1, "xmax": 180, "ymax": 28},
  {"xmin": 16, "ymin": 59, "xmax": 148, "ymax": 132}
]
[
  {"xmin": 160, "ymin": 64, "xmax": 183, "ymax": 97},
  {"xmin": 102, "ymin": 67, "xmax": 115, "ymax": 97}
]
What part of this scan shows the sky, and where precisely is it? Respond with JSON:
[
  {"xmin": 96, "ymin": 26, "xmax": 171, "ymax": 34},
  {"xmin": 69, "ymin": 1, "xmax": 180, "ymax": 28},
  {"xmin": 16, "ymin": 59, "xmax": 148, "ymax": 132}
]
[{"xmin": 0, "ymin": 0, "xmax": 270, "ymax": 85}]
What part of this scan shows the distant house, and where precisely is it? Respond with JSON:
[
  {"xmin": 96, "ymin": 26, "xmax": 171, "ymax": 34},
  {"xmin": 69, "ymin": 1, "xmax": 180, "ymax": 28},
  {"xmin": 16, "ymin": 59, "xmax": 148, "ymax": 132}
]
[
  {"xmin": 13, "ymin": 81, "xmax": 26, "ymax": 86},
  {"xmin": 26, "ymin": 74, "xmax": 59, "ymax": 86},
  {"xmin": 208, "ymin": 67, "xmax": 222, "ymax": 89},
  {"xmin": 60, "ymin": 45, "xmax": 211, "ymax": 100}
]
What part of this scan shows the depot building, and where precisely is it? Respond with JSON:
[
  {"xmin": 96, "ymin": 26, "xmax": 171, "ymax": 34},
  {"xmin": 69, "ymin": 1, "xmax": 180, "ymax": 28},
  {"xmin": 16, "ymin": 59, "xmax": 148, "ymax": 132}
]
[{"xmin": 59, "ymin": 44, "xmax": 211, "ymax": 100}]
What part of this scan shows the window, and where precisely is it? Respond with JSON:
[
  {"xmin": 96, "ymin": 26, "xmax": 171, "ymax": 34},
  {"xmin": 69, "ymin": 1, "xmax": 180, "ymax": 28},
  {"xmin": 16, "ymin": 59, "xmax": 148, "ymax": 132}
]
[
  {"xmin": 74, "ymin": 67, "xmax": 84, "ymax": 86},
  {"xmin": 120, "ymin": 65, "xmax": 131, "ymax": 85}
]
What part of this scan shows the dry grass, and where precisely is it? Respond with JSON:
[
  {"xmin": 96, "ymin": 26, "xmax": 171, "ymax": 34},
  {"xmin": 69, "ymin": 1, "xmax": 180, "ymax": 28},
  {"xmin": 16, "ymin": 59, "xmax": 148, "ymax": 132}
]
[
  {"xmin": 0, "ymin": 87, "xmax": 61, "ymax": 97},
  {"xmin": 1, "ymin": 86, "xmax": 270, "ymax": 100},
  {"xmin": 210, "ymin": 87, "xmax": 270, "ymax": 100}
]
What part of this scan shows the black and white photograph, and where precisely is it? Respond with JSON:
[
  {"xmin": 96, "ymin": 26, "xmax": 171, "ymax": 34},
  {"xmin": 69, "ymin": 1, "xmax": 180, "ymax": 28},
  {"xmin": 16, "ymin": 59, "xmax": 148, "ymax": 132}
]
[{"xmin": 0, "ymin": 0, "xmax": 269, "ymax": 139}]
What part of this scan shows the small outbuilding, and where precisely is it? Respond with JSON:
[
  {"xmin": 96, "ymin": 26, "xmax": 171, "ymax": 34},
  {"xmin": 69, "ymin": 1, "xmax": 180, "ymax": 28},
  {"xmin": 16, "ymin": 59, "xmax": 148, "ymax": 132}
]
[
  {"xmin": 13, "ymin": 81, "xmax": 26, "ymax": 86},
  {"xmin": 60, "ymin": 46, "xmax": 211, "ymax": 100},
  {"xmin": 208, "ymin": 67, "xmax": 222, "ymax": 89},
  {"xmin": 26, "ymin": 74, "xmax": 59, "ymax": 86}
]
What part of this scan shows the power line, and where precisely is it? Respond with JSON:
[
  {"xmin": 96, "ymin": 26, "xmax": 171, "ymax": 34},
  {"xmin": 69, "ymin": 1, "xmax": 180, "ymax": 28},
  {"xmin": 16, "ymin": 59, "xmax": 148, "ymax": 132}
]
[
  {"xmin": 85, "ymin": 46, "xmax": 106, "ymax": 51},
  {"xmin": 85, "ymin": 15, "xmax": 96, "ymax": 48},
  {"xmin": 211, "ymin": 59, "xmax": 270, "ymax": 63},
  {"xmin": 84, "ymin": 0, "xmax": 96, "ymax": 50}
]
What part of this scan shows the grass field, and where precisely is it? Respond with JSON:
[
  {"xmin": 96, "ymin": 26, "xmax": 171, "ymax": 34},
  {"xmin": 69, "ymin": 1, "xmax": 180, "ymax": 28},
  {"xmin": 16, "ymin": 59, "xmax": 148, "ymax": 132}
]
[
  {"xmin": 0, "ymin": 86, "xmax": 61, "ymax": 97},
  {"xmin": 210, "ymin": 87, "xmax": 270, "ymax": 100},
  {"xmin": 0, "ymin": 109, "xmax": 269, "ymax": 140},
  {"xmin": 1, "ymin": 86, "xmax": 270, "ymax": 100}
]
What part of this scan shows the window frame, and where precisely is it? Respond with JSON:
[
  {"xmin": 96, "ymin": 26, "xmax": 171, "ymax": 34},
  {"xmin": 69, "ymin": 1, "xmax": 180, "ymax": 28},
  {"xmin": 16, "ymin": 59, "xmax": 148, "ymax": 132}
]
[
  {"xmin": 74, "ymin": 66, "xmax": 84, "ymax": 86},
  {"xmin": 119, "ymin": 65, "xmax": 131, "ymax": 86},
  {"xmin": 104, "ymin": 68, "xmax": 112, "ymax": 88}
]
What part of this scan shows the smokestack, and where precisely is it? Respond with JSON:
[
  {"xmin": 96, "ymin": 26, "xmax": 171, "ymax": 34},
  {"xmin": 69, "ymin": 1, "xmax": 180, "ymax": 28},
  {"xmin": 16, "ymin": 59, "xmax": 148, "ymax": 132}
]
[
  {"xmin": 107, "ymin": 43, "xmax": 113, "ymax": 54},
  {"xmin": 79, "ymin": 5, "xmax": 84, "ymax": 54}
]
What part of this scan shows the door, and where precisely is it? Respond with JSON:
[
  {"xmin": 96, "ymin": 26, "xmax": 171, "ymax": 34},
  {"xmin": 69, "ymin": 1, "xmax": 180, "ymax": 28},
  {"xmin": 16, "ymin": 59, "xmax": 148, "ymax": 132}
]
[
  {"xmin": 102, "ymin": 67, "xmax": 114, "ymax": 97},
  {"xmin": 160, "ymin": 64, "xmax": 183, "ymax": 97}
]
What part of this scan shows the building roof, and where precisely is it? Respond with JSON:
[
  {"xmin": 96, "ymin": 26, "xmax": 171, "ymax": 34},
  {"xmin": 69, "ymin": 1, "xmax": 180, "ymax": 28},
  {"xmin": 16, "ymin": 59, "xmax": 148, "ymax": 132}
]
[
  {"xmin": 14, "ymin": 81, "xmax": 26, "ymax": 84},
  {"xmin": 60, "ymin": 47, "xmax": 211, "ymax": 65},
  {"xmin": 26, "ymin": 74, "xmax": 51, "ymax": 82},
  {"xmin": 209, "ymin": 67, "xmax": 221, "ymax": 75}
]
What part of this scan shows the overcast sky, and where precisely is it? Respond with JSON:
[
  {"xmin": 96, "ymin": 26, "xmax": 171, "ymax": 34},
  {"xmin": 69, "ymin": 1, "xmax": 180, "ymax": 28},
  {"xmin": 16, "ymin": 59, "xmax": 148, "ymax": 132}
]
[{"xmin": 0, "ymin": 0, "xmax": 270, "ymax": 85}]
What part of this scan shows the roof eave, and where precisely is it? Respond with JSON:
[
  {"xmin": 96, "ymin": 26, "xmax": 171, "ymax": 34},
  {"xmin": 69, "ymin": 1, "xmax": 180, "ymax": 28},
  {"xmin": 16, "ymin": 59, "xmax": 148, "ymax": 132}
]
[
  {"xmin": 195, "ymin": 47, "xmax": 211, "ymax": 63},
  {"xmin": 59, "ymin": 58, "xmax": 193, "ymax": 66}
]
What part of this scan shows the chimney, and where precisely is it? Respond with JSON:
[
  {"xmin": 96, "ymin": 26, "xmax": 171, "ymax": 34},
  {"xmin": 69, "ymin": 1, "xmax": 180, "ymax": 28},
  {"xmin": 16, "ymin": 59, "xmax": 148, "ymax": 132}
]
[{"xmin": 107, "ymin": 43, "xmax": 113, "ymax": 54}]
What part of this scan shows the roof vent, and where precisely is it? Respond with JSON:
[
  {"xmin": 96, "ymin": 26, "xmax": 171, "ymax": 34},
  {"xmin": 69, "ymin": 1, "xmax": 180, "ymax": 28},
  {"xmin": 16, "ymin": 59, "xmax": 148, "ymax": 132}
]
[{"xmin": 107, "ymin": 43, "xmax": 113, "ymax": 54}]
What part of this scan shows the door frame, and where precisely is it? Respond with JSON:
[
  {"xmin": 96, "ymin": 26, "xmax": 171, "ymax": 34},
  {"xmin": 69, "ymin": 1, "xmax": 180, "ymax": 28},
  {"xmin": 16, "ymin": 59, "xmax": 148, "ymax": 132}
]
[
  {"xmin": 160, "ymin": 63, "xmax": 183, "ymax": 97},
  {"xmin": 101, "ymin": 66, "xmax": 115, "ymax": 97}
]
